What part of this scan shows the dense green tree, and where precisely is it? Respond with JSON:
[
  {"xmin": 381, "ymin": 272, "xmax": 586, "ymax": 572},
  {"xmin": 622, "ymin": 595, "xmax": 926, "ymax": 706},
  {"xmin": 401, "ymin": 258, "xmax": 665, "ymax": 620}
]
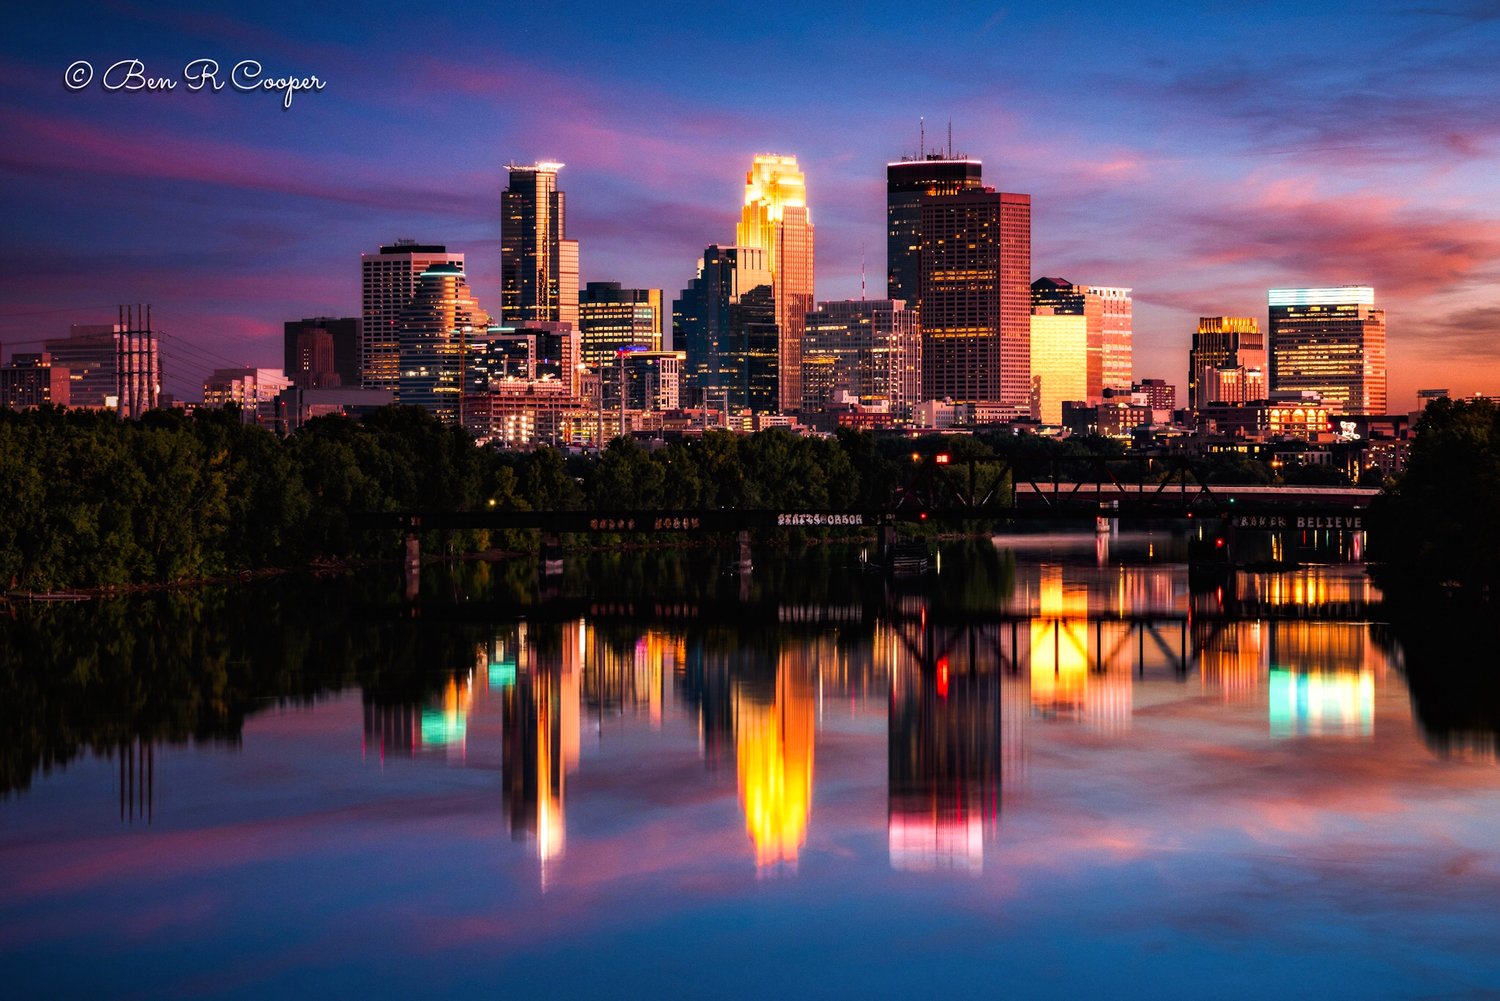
[{"xmin": 1375, "ymin": 398, "xmax": 1500, "ymax": 588}]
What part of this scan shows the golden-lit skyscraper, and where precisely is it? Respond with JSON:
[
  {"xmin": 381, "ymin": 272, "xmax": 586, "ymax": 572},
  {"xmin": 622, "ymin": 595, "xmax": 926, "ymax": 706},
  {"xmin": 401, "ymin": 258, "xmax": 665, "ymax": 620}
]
[
  {"xmin": 1029, "ymin": 312, "xmax": 1087, "ymax": 424},
  {"xmin": 736, "ymin": 154, "xmax": 814, "ymax": 413},
  {"xmin": 1030, "ymin": 278, "xmax": 1133, "ymax": 400}
]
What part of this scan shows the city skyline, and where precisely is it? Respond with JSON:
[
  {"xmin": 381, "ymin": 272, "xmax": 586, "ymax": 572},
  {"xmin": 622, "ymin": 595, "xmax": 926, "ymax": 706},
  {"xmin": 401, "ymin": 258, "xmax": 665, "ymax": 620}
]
[{"xmin": 3, "ymin": 1, "xmax": 1499, "ymax": 409}]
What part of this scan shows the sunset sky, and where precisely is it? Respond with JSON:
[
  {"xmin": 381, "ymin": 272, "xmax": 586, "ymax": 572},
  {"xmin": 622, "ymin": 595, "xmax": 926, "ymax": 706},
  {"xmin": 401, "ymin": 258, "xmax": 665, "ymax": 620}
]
[{"xmin": 3, "ymin": 0, "xmax": 1499, "ymax": 408}]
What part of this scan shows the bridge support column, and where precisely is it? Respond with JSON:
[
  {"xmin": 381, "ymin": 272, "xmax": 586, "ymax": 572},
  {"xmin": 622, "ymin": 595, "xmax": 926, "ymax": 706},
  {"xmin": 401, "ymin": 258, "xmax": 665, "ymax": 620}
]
[
  {"xmin": 403, "ymin": 524, "xmax": 420, "ymax": 602},
  {"xmin": 541, "ymin": 530, "xmax": 564, "ymax": 576},
  {"xmin": 735, "ymin": 530, "xmax": 752, "ymax": 575},
  {"xmin": 878, "ymin": 523, "xmax": 898, "ymax": 565}
]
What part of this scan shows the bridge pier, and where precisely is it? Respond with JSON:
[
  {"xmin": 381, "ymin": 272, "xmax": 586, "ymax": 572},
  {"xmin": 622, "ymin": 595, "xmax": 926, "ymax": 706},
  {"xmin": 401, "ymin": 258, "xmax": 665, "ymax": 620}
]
[{"xmin": 735, "ymin": 529, "xmax": 752, "ymax": 574}]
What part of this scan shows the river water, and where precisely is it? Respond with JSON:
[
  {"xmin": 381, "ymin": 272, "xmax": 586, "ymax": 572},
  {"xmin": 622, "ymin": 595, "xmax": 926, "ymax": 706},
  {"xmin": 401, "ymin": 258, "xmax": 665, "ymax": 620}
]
[{"xmin": 3, "ymin": 532, "xmax": 1498, "ymax": 998}]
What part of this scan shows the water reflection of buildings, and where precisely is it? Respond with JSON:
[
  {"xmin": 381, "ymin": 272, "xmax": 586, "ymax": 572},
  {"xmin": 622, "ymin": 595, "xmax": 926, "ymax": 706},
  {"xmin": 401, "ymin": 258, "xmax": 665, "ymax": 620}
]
[
  {"xmin": 1021, "ymin": 566, "xmax": 1140, "ymax": 733},
  {"xmin": 502, "ymin": 622, "xmax": 581, "ymax": 882},
  {"xmin": 734, "ymin": 651, "xmax": 815, "ymax": 873},
  {"xmin": 1193, "ymin": 570, "xmax": 1383, "ymax": 736},
  {"xmin": 887, "ymin": 654, "xmax": 1003, "ymax": 875}
]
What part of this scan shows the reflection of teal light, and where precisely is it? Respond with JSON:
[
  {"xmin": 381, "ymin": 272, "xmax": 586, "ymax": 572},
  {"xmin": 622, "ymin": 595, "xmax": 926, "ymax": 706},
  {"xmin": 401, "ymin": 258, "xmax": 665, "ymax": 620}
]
[
  {"xmin": 1268, "ymin": 666, "xmax": 1373, "ymax": 738},
  {"xmin": 489, "ymin": 659, "xmax": 516, "ymax": 688},
  {"xmin": 420, "ymin": 708, "xmax": 466, "ymax": 747}
]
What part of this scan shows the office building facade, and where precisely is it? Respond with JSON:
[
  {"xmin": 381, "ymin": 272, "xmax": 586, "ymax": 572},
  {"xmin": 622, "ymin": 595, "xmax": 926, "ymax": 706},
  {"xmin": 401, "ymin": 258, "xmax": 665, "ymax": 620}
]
[
  {"xmin": 800, "ymin": 299, "xmax": 921, "ymax": 417},
  {"xmin": 673, "ymin": 245, "xmax": 779, "ymax": 413},
  {"xmin": 396, "ymin": 263, "xmax": 491, "ymax": 424},
  {"xmin": 1189, "ymin": 316, "xmax": 1265, "ymax": 411},
  {"xmin": 1268, "ymin": 287, "xmax": 1386, "ymax": 415},
  {"xmin": 1029, "ymin": 312, "xmax": 1087, "ymax": 424},
  {"xmin": 284, "ymin": 317, "xmax": 359, "ymax": 389},
  {"xmin": 501, "ymin": 162, "xmax": 579, "ymax": 328},
  {"xmin": 917, "ymin": 189, "xmax": 1031, "ymax": 409},
  {"xmin": 886, "ymin": 156, "xmax": 984, "ymax": 306},
  {"xmin": 43, "ymin": 307, "xmax": 159, "ymax": 417},
  {"xmin": 736, "ymin": 154, "xmax": 814, "ymax": 412},
  {"xmin": 361, "ymin": 242, "xmax": 464, "ymax": 392},
  {"xmin": 578, "ymin": 282, "xmax": 662, "ymax": 369}
]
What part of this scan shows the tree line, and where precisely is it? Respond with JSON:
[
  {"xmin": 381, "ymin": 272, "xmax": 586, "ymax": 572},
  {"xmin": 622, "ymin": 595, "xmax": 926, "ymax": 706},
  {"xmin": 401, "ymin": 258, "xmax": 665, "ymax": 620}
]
[{"xmin": 2, "ymin": 401, "xmax": 1424, "ymax": 593}]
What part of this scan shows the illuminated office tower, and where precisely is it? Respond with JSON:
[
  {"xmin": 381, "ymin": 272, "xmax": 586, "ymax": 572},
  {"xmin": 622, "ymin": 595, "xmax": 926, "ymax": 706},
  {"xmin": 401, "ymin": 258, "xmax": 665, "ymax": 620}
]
[
  {"xmin": 577, "ymin": 282, "xmax": 662, "ymax": 369},
  {"xmin": 1189, "ymin": 316, "xmax": 1264, "ymax": 411},
  {"xmin": 800, "ymin": 299, "xmax": 921, "ymax": 416},
  {"xmin": 918, "ymin": 189, "xmax": 1032, "ymax": 408},
  {"xmin": 396, "ymin": 263, "xmax": 490, "ymax": 424},
  {"xmin": 736, "ymin": 154, "xmax": 814, "ymax": 412},
  {"xmin": 361, "ymin": 241, "xmax": 464, "ymax": 391},
  {"xmin": 1093, "ymin": 286, "xmax": 1133, "ymax": 392},
  {"xmin": 673, "ymin": 245, "xmax": 778, "ymax": 412},
  {"xmin": 1029, "ymin": 312, "xmax": 1087, "ymax": 424},
  {"xmin": 886, "ymin": 154, "xmax": 984, "ymax": 306},
  {"xmin": 1030, "ymin": 279, "xmax": 1134, "ymax": 400},
  {"xmin": 1268, "ymin": 287, "xmax": 1386, "ymax": 415},
  {"xmin": 501, "ymin": 161, "xmax": 579, "ymax": 328}
]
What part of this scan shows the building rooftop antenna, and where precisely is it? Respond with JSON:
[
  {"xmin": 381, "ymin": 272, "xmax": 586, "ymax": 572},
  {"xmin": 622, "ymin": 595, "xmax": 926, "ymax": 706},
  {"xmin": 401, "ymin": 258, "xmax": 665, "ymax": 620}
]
[
  {"xmin": 860, "ymin": 241, "xmax": 867, "ymax": 301},
  {"xmin": 947, "ymin": 119, "xmax": 953, "ymax": 158},
  {"xmin": 919, "ymin": 117, "xmax": 925, "ymax": 158}
]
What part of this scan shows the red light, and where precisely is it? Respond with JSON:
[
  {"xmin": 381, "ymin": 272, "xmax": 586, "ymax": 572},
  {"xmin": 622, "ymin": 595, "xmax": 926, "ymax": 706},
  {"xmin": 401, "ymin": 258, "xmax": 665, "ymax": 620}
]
[
  {"xmin": 937, "ymin": 657, "xmax": 949, "ymax": 698},
  {"xmin": 1215, "ymin": 538, "xmax": 1224, "ymax": 548},
  {"xmin": 919, "ymin": 511, "xmax": 928, "ymax": 521},
  {"xmin": 935, "ymin": 453, "xmax": 951, "ymax": 465}
]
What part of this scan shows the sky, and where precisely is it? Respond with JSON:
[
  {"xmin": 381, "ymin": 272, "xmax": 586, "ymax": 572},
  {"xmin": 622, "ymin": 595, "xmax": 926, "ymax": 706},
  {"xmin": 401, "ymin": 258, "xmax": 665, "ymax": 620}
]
[{"xmin": 3, "ymin": 0, "xmax": 1499, "ymax": 408}]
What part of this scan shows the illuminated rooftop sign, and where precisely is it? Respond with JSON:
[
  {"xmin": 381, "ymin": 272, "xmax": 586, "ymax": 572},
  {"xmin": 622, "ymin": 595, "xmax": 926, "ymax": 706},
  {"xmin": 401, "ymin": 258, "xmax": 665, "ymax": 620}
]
[{"xmin": 1268, "ymin": 287, "xmax": 1375, "ymax": 307}]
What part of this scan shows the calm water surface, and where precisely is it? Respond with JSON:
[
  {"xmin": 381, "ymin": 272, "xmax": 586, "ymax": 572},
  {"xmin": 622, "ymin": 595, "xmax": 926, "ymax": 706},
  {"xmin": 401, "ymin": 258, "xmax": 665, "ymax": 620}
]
[{"xmin": 3, "ymin": 533, "xmax": 1499, "ymax": 999}]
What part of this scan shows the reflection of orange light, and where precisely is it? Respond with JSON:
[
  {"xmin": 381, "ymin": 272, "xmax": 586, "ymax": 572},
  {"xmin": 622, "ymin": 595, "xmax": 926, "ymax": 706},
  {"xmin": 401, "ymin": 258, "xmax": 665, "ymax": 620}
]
[{"xmin": 736, "ymin": 664, "xmax": 814, "ymax": 870}]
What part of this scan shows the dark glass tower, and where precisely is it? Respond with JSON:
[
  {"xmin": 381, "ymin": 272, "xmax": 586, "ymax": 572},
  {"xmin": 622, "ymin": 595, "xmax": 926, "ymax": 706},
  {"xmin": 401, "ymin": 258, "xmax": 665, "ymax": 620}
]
[
  {"xmin": 886, "ymin": 157, "xmax": 984, "ymax": 306},
  {"xmin": 501, "ymin": 162, "xmax": 579, "ymax": 327},
  {"xmin": 672, "ymin": 245, "xmax": 778, "ymax": 412}
]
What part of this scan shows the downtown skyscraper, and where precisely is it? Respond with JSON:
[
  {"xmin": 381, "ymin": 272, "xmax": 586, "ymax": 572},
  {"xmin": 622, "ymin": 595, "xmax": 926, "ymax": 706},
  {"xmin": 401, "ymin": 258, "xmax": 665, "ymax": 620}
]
[
  {"xmin": 1030, "ymin": 278, "xmax": 1134, "ymax": 400},
  {"xmin": 397, "ymin": 263, "xmax": 490, "ymax": 425},
  {"xmin": 501, "ymin": 162, "xmax": 579, "ymax": 328},
  {"xmin": 673, "ymin": 245, "xmax": 778, "ymax": 413},
  {"xmin": 1268, "ymin": 287, "xmax": 1387, "ymax": 415},
  {"xmin": 1189, "ymin": 316, "xmax": 1264, "ymax": 410},
  {"xmin": 888, "ymin": 152, "xmax": 1031, "ymax": 410},
  {"xmin": 361, "ymin": 241, "xmax": 464, "ymax": 392},
  {"xmin": 736, "ymin": 154, "xmax": 814, "ymax": 413}
]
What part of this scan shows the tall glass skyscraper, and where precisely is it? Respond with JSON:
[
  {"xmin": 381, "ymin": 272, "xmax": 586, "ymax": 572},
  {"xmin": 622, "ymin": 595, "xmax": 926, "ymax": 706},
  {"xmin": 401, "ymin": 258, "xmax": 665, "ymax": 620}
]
[
  {"xmin": 501, "ymin": 162, "xmax": 579, "ymax": 328},
  {"xmin": 1268, "ymin": 287, "xmax": 1386, "ymax": 415},
  {"xmin": 736, "ymin": 154, "xmax": 814, "ymax": 413},
  {"xmin": 1031, "ymin": 279, "xmax": 1133, "ymax": 401},
  {"xmin": 672, "ymin": 246, "xmax": 778, "ymax": 413},
  {"xmin": 917, "ymin": 189, "xmax": 1032, "ymax": 408},
  {"xmin": 886, "ymin": 156, "xmax": 983, "ymax": 306},
  {"xmin": 361, "ymin": 241, "xmax": 463, "ymax": 392},
  {"xmin": 397, "ymin": 263, "xmax": 490, "ymax": 425}
]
